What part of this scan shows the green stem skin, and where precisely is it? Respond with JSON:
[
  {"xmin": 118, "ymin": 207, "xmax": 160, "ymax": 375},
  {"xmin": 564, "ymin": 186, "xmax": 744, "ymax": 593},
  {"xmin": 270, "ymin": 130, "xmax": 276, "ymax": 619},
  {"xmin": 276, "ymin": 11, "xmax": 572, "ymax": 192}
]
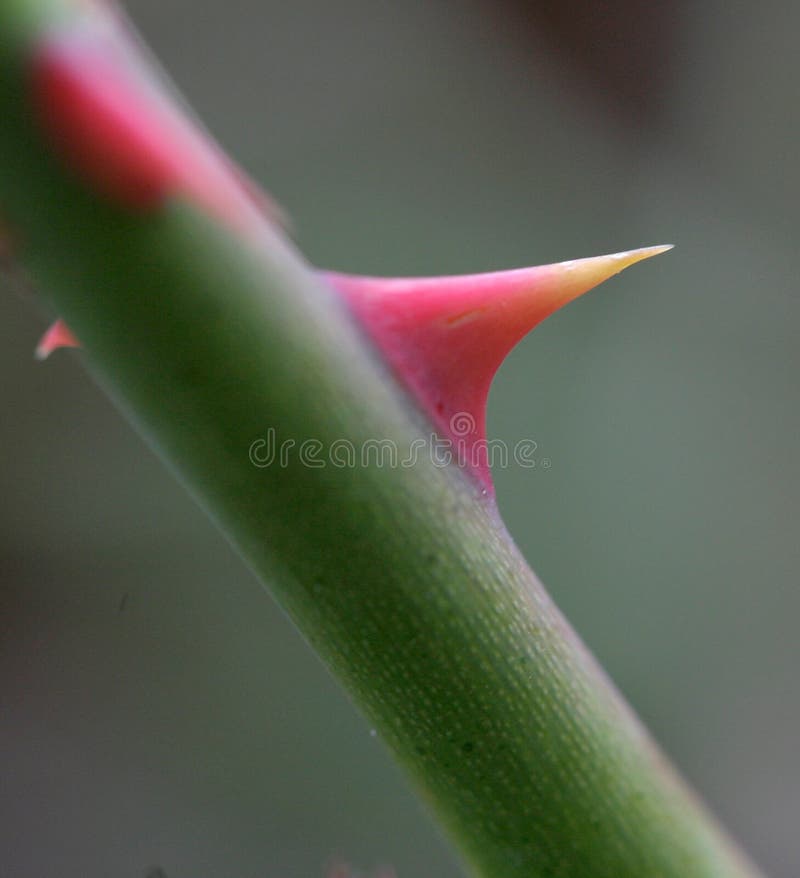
[{"xmin": 0, "ymin": 4, "xmax": 764, "ymax": 877}]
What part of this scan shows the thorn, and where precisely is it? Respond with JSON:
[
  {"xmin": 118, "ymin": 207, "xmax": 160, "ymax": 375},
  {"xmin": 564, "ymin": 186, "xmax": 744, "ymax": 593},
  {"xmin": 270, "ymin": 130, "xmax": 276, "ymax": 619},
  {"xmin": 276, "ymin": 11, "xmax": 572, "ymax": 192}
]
[
  {"xmin": 326, "ymin": 245, "xmax": 671, "ymax": 492},
  {"xmin": 35, "ymin": 319, "xmax": 79, "ymax": 360}
]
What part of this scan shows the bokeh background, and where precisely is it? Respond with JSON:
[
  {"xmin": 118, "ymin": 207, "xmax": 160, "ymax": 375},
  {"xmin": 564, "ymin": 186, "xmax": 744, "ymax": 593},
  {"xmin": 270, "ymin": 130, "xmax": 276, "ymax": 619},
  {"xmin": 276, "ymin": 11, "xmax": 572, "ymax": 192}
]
[{"xmin": 2, "ymin": 1, "xmax": 798, "ymax": 876}]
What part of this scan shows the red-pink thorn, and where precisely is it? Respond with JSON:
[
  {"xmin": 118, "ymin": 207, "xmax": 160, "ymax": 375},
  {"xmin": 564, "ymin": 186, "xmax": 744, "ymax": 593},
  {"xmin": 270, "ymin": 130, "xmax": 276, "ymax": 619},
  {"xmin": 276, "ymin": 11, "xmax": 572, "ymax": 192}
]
[
  {"xmin": 36, "ymin": 319, "xmax": 80, "ymax": 360},
  {"xmin": 326, "ymin": 246, "xmax": 672, "ymax": 491}
]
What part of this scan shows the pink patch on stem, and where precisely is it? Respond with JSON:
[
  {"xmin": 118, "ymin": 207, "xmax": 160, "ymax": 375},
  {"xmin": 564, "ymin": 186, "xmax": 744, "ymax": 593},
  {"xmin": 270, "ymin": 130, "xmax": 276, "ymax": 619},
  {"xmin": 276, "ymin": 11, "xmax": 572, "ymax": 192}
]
[
  {"xmin": 29, "ymin": 16, "xmax": 280, "ymax": 233},
  {"xmin": 327, "ymin": 246, "xmax": 671, "ymax": 491}
]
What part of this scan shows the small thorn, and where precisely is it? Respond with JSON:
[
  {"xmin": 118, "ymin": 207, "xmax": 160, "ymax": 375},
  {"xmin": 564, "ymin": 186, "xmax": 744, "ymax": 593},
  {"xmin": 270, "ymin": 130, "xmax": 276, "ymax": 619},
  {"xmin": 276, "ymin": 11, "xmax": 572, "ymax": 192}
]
[{"xmin": 36, "ymin": 319, "xmax": 79, "ymax": 360}]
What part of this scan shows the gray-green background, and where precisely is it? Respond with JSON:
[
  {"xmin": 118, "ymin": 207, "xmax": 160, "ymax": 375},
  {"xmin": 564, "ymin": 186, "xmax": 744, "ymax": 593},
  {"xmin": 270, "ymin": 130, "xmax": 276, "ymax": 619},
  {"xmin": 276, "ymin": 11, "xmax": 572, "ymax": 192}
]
[{"xmin": 1, "ymin": 1, "xmax": 797, "ymax": 876}]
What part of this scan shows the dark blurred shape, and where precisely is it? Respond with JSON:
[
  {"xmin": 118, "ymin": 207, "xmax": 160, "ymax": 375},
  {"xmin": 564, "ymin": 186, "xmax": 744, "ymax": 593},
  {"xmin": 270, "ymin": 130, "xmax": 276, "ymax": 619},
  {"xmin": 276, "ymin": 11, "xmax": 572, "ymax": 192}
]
[{"xmin": 491, "ymin": 0, "xmax": 687, "ymax": 125}]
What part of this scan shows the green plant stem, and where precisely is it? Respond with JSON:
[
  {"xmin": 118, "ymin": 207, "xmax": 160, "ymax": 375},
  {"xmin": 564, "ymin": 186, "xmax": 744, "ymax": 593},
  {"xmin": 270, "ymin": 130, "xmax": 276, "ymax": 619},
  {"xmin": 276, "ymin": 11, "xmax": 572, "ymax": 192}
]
[{"xmin": 0, "ymin": 3, "xmax": 765, "ymax": 877}]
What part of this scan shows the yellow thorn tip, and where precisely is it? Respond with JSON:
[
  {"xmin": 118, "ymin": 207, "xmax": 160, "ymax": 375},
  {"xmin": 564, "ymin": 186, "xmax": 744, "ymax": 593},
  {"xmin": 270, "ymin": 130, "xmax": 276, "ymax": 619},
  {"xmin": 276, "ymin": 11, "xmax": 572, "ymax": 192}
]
[{"xmin": 546, "ymin": 244, "xmax": 673, "ymax": 308}]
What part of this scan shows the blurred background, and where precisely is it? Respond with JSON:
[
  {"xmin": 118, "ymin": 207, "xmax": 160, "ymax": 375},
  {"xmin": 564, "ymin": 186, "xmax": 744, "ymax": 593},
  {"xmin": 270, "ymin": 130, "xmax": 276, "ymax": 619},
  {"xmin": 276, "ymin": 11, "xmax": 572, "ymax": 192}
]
[{"xmin": 1, "ymin": 1, "xmax": 798, "ymax": 876}]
